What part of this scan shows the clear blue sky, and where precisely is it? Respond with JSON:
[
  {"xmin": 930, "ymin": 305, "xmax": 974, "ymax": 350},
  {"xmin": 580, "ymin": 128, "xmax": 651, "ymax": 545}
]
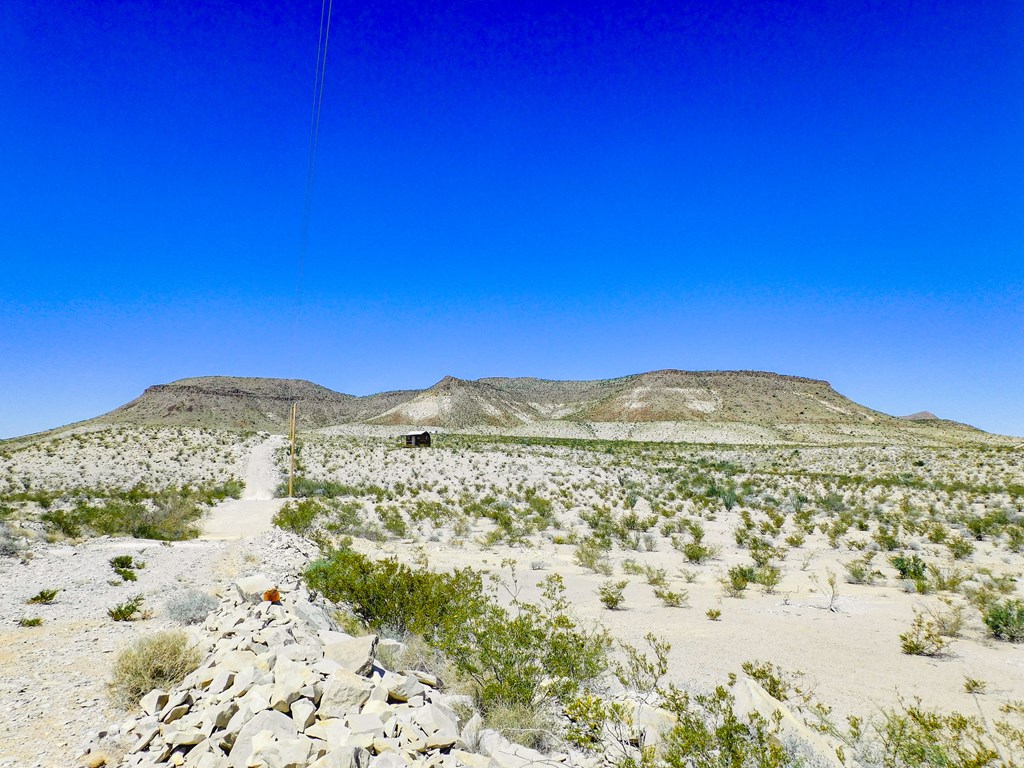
[{"xmin": 2, "ymin": 1, "xmax": 1022, "ymax": 438}]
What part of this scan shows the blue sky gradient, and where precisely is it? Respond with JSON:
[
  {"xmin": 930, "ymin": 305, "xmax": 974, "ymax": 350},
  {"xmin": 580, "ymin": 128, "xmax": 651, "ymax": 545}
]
[{"xmin": 2, "ymin": 1, "xmax": 1022, "ymax": 437}]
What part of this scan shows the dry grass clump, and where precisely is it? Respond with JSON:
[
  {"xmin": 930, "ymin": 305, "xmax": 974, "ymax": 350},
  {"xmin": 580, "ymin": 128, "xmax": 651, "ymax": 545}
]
[{"xmin": 109, "ymin": 630, "xmax": 201, "ymax": 708}]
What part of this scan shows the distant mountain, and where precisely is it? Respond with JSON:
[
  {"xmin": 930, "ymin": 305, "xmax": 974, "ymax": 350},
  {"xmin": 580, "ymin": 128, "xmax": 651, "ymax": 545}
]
[
  {"xmin": 92, "ymin": 369, "xmax": 905, "ymax": 432},
  {"xmin": 367, "ymin": 369, "xmax": 893, "ymax": 428},
  {"xmin": 100, "ymin": 377, "xmax": 415, "ymax": 432},
  {"xmin": 901, "ymin": 411, "xmax": 939, "ymax": 421}
]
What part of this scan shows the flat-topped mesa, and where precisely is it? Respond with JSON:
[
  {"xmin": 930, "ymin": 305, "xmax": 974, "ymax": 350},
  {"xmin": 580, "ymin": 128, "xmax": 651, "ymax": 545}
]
[{"xmin": 78, "ymin": 368, "xmax": 983, "ymax": 435}]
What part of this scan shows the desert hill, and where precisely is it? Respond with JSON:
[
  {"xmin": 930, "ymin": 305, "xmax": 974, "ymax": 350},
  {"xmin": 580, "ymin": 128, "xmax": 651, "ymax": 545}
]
[
  {"xmin": 901, "ymin": 411, "xmax": 939, "ymax": 421},
  {"xmin": 80, "ymin": 369, "xmax": 977, "ymax": 439},
  {"xmin": 101, "ymin": 376, "xmax": 416, "ymax": 432}
]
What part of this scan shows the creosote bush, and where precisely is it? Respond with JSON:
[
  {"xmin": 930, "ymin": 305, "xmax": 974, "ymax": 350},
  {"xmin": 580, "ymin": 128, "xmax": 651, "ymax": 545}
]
[
  {"xmin": 598, "ymin": 579, "xmax": 628, "ymax": 610},
  {"xmin": 272, "ymin": 498, "xmax": 323, "ymax": 535},
  {"xmin": 899, "ymin": 612, "xmax": 947, "ymax": 657},
  {"xmin": 983, "ymin": 598, "xmax": 1024, "ymax": 642},
  {"xmin": 305, "ymin": 547, "xmax": 609, "ymax": 715},
  {"xmin": 109, "ymin": 630, "xmax": 201, "ymax": 708}
]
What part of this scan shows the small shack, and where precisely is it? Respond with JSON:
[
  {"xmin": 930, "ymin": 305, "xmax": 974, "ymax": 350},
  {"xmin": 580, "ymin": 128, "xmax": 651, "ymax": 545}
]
[{"xmin": 402, "ymin": 431, "xmax": 431, "ymax": 448}]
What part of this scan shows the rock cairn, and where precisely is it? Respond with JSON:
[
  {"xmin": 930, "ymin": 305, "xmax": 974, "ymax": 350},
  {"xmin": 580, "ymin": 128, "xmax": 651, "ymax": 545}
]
[{"xmin": 87, "ymin": 574, "xmax": 568, "ymax": 768}]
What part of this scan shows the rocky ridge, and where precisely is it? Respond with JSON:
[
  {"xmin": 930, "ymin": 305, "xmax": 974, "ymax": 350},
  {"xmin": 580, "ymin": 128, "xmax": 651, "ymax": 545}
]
[
  {"xmin": 81, "ymin": 370, "xmax": 990, "ymax": 439},
  {"xmin": 86, "ymin": 576, "xmax": 596, "ymax": 768}
]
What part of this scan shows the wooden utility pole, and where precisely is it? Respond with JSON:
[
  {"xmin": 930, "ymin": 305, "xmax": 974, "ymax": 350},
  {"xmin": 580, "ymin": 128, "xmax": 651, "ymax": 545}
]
[{"xmin": 288, "ymin": 403, "xmax": 297, "ymax": 498}]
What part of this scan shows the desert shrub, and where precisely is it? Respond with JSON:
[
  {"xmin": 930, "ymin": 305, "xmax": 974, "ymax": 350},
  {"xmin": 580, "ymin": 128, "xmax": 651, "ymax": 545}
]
[
  {"xmin": 784, "ymin": 531, "xmax": 805, "ymax": 548},
  {"xmin": 654, "ymin": 587, "xmax": 688, "ymax": 607},
  {"xmin": 18, "ymin": 617, "xmax": 42, "ymax": 627},
  {"xmin": 755, "ymin": 565, "xmax": 783, "ymax": 594},
  {"xmin": 900, "ymin": 612, "xmax": 947, "ymax": 656},
  {"xmin": 845, "ymin": 554, "xmax": 882, "ymax": 585},
  {"xmin": 677, "ymin": 539, "xmax": 720, "ymax": 564},
  {"xmin": 306, "ymin": 547, "xmax": 487, "ymax": 640},
  {"xmin": 927, "ymin": 565, "xmax": 968, "ymax": 593},
  {"xmin": 37, "ymin": 485, "xmax": 216, "ymax": 540},
  {"xmin": 643, "ymin": 566, "xmax": 668, "ymax": 587},
  {"xmin": 864, "ymin": 700, "xmax": 1014, "ymax": 768},
  {"xmin": 40, "ymin": 509, "xmax": 82, "ymax": 537},
  {"xmin": 926, "ymin": 598, "xmax": 965, "ymax": 638},
  {"xmin": 947, "ymin": 536, "xmax": 975, "ymax": 560},
  {"xmin": 706, "ymin": 608, "xmax": 722, "ymax": 621},
  {"xmin": 573, "ymin": 540, "xmax": 613, "ymax": 575},
  {"xmin": 621, "ymin": 559, "xmax": 644, "ymax": 576},
  {"xmin": 165, "ymin": 589, "xmax": 218, "ymax": 625},
  {"xmin": 377, "ymin": 506, "xmax": 408, "ymax": 537},
  {"xmin": 890, "ymin": 553, "xmax": 926, "ymax": 581},
  {"xmin": 741, "ymin": 660, "xmax": 792, "ymax": 701},
  {"xmin": 656, "ymin": 684, "xmax": 792, "ymax": 767},
  {"xmin": 305, "ymin": 549, "xmax": 608, "ymax": 713},
  {"xmin": 0, "ymin": 528, "xmax": 19, "ymax": 558},
  {"xmin": 27, "ymin": 589, "xmax": 58, "ymax": 605},
  {"xmin": 598, "ymin": 579, "xmax": 628, "ymax": 610},
  {"xmin": 484, "ymin": 701, "xmax": 558, "ymax": 752},
  {"xmin": 109, "ymin": 630, "xmax": 201, "ymax": 708},
  {"xmin": 721, "ymin": 565, "xmax": 755, "ymax": 597},
  {"xmin": 983, "ymin": 599, "xmax": 1024, "ymax": 642},
  {"xmin": 963, "ymin": 677, "xmax": 987, "ymax": 694},
  {"xmin": 615, "ymin": 632, "xmax": 670, "ymax": 695},
  {"xmin": 108, "ymin": 595, "xmax": 146, "ymax": 622},
  {"xmin": 110, "ymin": 555, "xmax": 135, "ymax": 569},
  {"xmin": 272, "ymin": 499, "xmax": 322, "ymax": 535}
]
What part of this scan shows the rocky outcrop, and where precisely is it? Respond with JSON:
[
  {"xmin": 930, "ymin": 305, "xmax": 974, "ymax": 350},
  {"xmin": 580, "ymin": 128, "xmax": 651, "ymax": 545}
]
[{"xmin": 85, "ymin": 577, "xmax": 567, "ymax": 768}]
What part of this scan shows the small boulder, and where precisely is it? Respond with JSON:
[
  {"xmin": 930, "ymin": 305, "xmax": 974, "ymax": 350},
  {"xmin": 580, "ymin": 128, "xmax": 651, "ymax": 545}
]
[
  {"xmin": 318, "ymin": 671, "xmax": 372, "ymax": 719},
  {"xmin": 235, "ymin": 575, "xmax": 277, "ymax": 603},
  {"xmin": 323, "ymin": 635, "xmax": 378, "ymax": 677}
]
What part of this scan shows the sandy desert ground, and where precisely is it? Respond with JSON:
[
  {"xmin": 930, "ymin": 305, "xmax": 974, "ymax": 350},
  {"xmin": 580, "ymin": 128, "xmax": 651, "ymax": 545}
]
[{"xmin": 1, "ymin": 424, "xmax": 1023, "ymax": 766}]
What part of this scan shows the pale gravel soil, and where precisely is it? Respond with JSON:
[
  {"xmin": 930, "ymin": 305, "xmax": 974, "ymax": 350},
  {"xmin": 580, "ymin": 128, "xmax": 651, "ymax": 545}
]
[
  {"xmin": 296, "ymin": 433, "xmax": 1024, "ymax": 727},
  {"xmin": 0, "ymin": 435, "xmax": 293, "ymax": 767},
  {"xmin": 3, "ymin": 429, "xmax": 1024, "ymax": 765}
]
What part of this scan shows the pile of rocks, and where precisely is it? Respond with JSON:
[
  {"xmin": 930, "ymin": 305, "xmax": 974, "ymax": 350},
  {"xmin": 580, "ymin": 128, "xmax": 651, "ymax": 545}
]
[{"xmin": 85, "ymin": 574, "xmax": 569, "ymax": 768}]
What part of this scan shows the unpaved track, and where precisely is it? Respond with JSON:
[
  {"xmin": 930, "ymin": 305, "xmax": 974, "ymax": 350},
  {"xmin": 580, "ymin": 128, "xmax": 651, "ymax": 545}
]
[{"xmin": 201, "ymin": 435, "xmax": 287, "ymax": 540}]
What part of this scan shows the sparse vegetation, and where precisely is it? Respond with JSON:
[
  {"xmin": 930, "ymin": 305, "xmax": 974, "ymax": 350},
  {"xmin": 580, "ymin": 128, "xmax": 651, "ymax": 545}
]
[
  {"xmin": 983, "ymin": 598, "xmax": 1024, "ymax": 642},
  {"xmin": 598, "ymin": 579, "xmax": 628, "ymax": 609},
  {"xmin": 108, "ymin": 595, "xmax": 146, "ymax": 622},
  {"xmin": 165, "ymin": 589, "xmax": 218, "ymax": 624},
  {"xmin": 27, "ymin": 588, "xmax": 58, "ymax": 605},
  {"xmin": 109, "ymin": 630, "xmax": 201, "ymax": 707}
]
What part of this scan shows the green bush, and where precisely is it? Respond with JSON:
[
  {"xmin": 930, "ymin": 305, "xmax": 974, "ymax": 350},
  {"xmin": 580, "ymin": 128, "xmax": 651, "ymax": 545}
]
[
  {"xmin": 27, "ymin": 588, "xmax": 58, "ymax": 605},
  {"xmin": 110, "ymin": 555, "xmax": 135, "ymax": 569},
  {"xmin": 109, "ymin": 630, "xmax": 200, "ymax": 708},
  {"xmin": 37, "ymin": 484, "xmax": 221, "ymax": 541},
  {"xmin": 272, "ymin": 499, "xmax": 323, "ymax": 535},
  {"xmin": 598, "ymin": 579, "xmax": 628, "ymax": 610},
  {"xmin": 305, "ymin": 548, "xmax": 609, "ymax": 713},
  {"xmin": 890, "ymin": 553, "xmax": 926, "ymax": 581},
  {"xmin": 869, "ymin": 700, "xmax": 1014, "ymax": 768},
  {"xmin": 656, "ymin": 684, "xmax": 791, "ymax": 767},
  {"xmin": 900, "ymin": 612, "xmax": 947, "ymax": 656},
  {"xmin": 947, "ymin": 536, "xmax": 975, "ymax": 560},
  {"xmin": 654, "ymin": 587, "xmax": 688, "ymax": 607},
  {"xmin": 573, "ymin": 540, "xmax": 613, "ymax": 575},
  {"xmin": 18, "ymin": 617, "xmax": 42, "ymax": 627},
  {"xmin": 305, "ymin": 547, "xmax": 487, "ymax": 641},
  {"xmin": 983, "ymin": 599, "xmax": 1024, "ymax": 642},
  {"xmin": 108, "ymin": 595, "xmax": 146, "ymax": 622}
]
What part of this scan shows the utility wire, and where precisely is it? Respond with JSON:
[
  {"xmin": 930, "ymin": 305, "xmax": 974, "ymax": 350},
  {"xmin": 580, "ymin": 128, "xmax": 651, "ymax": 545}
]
[{"xmin": 288, "ymin": 0, "xmax": 335, "ymax": 460}]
